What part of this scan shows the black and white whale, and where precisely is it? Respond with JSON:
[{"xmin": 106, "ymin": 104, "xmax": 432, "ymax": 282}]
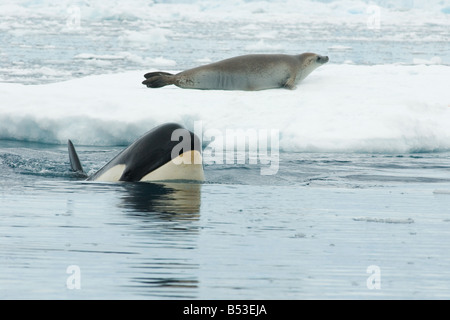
[{"xmin": 68, "ymin": 123, "xmax": 204, "ymax": 182}]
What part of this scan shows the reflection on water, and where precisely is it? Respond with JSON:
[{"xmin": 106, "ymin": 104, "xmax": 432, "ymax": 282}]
[
  {"xmin": 126, "ymin": 261, "xmax": 200, "ymax": 298},
  {"xmin": 0, "ymin": 178, "xmax": 205, "ymax": 299},
  {"xmin": 116, "ymin": 181, "xmax": 203, "ymax": 298},
  {"xmin": 126, "ymin": 260, "xmax": 200, "ymax": 299},
  {"xmin": 119, "ymin": 182, "xmax": 202, "ymax": 215}
]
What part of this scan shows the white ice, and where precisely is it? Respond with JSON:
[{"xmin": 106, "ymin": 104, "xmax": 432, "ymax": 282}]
[{"xmin": 0, "ymin": 63, "xmax": 449, "ymax": 153}]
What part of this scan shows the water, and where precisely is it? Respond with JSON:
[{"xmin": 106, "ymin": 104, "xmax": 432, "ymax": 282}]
[
  {"xmin": 1, "ymin": 0, "xmax": 450, "ymax": 300},
  {"xmin": 2, "ymin": 142, "xmax": 450, "ymax": 299}
]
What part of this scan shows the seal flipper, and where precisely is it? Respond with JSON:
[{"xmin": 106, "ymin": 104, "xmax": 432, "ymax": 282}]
[
  {"xmin": 142, "ymin": 72, "xmax": 175, "ymax": 88},
  {"xmin": 143, "ymin": 71, "xmax": 173, "ymax": 79},
  {"xmin": 283, "ymin": 75, "xmax": 297, "ymax": 90},
  {"xmin": 68, "ymin": 139, "xmax": 87, "ymax": 177}
]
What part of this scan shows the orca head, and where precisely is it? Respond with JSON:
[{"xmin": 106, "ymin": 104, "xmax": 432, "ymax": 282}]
[{"xmin": 87, "ymin": 123, "xmax": 204, "ymax": 182}]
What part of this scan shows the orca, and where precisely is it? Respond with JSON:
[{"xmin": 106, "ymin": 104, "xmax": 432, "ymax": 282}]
[{"xmin": 68, "ymin": 123, "xmax": 204, "ymax": 182}]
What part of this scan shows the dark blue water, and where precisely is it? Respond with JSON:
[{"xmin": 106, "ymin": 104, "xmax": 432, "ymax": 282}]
[{"xmin": 2, "ymin": 141, "xmax": 450, "ymax": 299}]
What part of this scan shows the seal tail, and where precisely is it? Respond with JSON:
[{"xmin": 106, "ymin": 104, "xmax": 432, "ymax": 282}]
[
  {"xmin": 142, "ymin": 72, "xmax": 175, "ymax": 88},
  {"xmin": 68, "ymin": 139, "xmax": 88, "ymax": 178}
]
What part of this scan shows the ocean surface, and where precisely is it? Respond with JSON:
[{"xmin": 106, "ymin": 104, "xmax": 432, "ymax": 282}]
[{"xmin": 1, "ymin": 0, "xmax": 450, "ymax": 300}]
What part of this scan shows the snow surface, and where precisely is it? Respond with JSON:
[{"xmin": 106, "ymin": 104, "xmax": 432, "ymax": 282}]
[{"xmin": 1, "ymin": 64, "xmax": 449, "ymax": 153}]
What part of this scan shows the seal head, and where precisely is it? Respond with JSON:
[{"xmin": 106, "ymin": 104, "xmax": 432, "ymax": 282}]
[{"xmin": 294, "ymin": 53, "xmax": 329, "ymax": 85}]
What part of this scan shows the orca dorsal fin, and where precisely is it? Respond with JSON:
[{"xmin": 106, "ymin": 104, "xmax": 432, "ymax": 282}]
[{"xmin": 68, "ymin": 139, "xmax": 87, "ymax": 177}]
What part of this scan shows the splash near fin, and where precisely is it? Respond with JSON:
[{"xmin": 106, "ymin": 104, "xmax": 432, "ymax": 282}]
[{"xmin": 68, "ymin": 139, "xmax": 87, "ymax": 177}]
